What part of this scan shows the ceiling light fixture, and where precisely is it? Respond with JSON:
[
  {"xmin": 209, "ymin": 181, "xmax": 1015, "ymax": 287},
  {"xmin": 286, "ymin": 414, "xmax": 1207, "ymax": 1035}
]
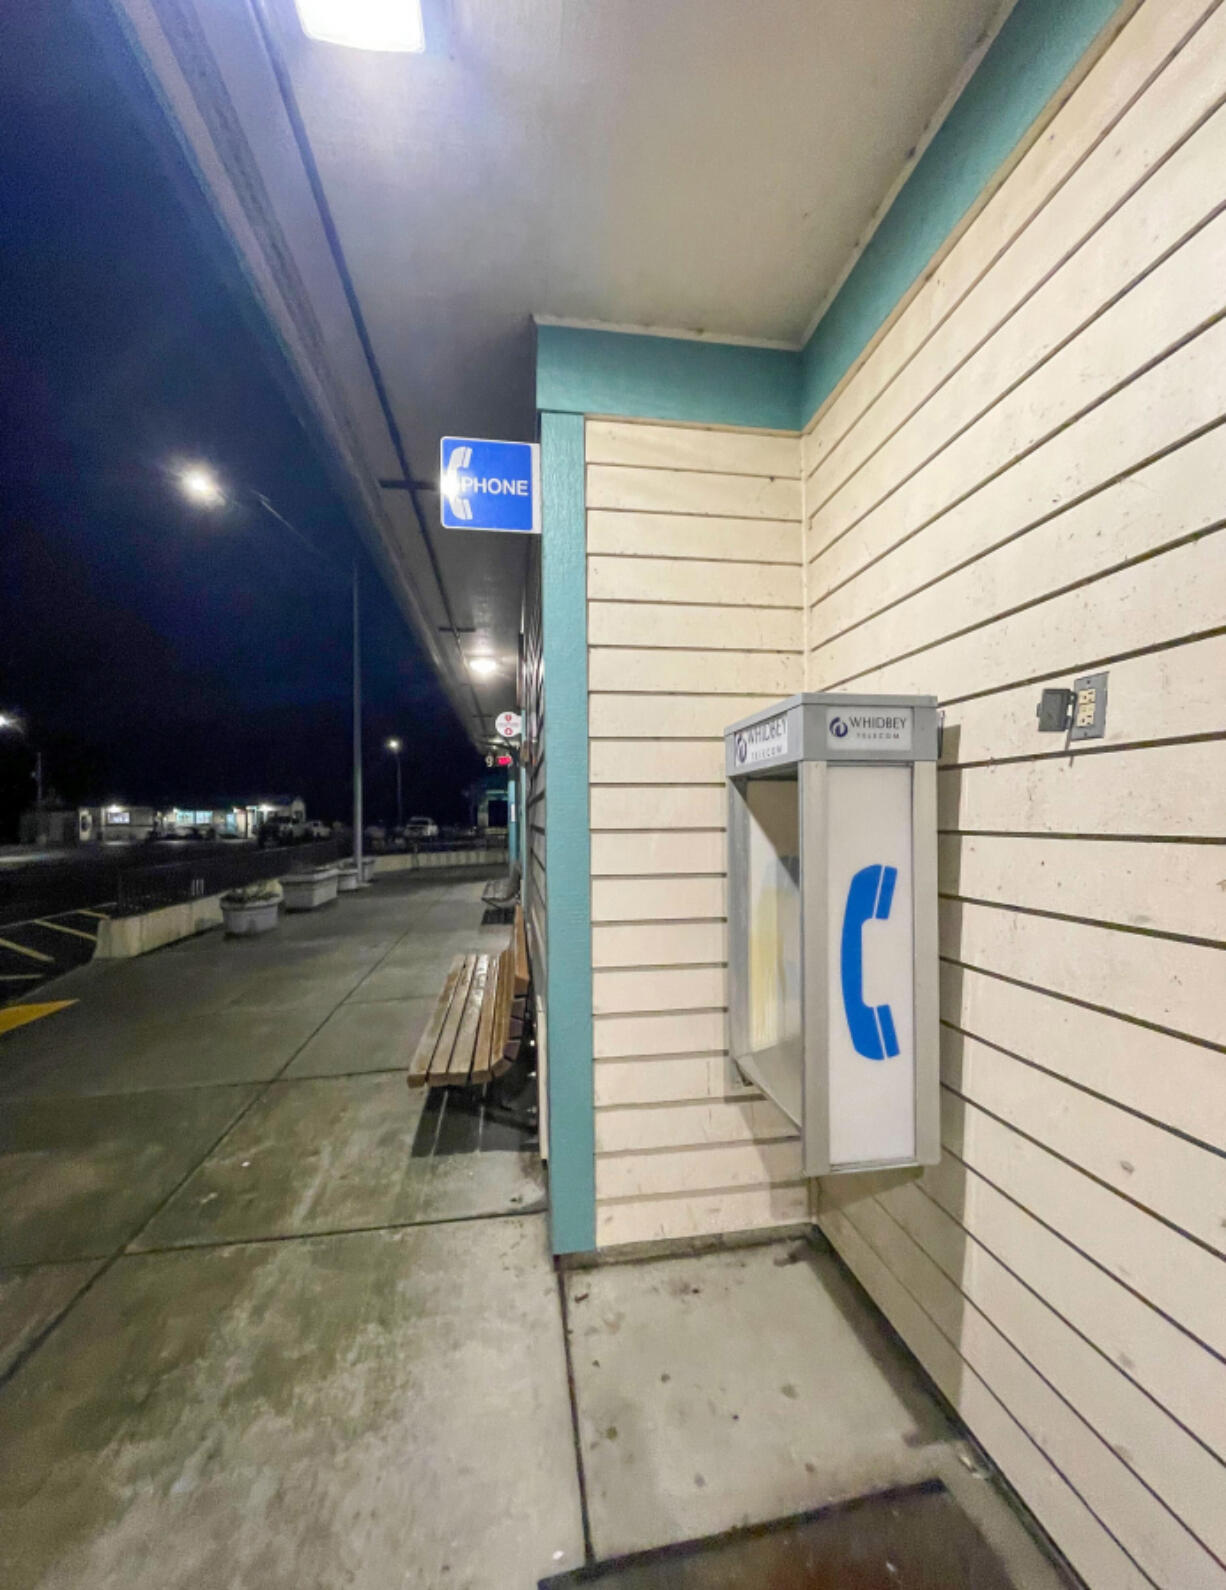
[
  {"xmin": 178, "ymin": 464, "xmax": 225, "ymax": 508},
  {"xmin": 468, "ymin": 657, "xmax": 498, "ymax": 678},
  {"xmin": 294, "ymin": 0, "xmax": 425, "ymax": 53}
]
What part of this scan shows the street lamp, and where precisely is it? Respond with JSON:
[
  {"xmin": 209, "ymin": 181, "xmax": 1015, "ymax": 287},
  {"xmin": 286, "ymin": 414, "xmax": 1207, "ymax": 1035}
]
[
  {"xmin": 0, "ymin": 713, "xmax": 42, "ymax": 810},
  {"xmin": 385, "ymin": 738, "xmax": 403, "ymax": 829},
  {"xmin": 174, "ymin": 465, "xmax": 365, "ymax": 879}
]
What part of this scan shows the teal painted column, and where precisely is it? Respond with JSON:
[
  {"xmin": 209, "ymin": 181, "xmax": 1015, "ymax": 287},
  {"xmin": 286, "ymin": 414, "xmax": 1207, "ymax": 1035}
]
[
  {"xmin": 518, "ymin": 767, "xmax": 527, "ymax": 874},
  {"xmin": 540, "ymin": 410, "xmax": 596, "ymax": 1254}
]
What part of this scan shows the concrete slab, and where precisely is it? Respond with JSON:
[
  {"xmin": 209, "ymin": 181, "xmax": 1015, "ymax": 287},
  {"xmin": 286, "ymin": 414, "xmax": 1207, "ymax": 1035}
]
[
  {"xmin": 0, "ymin": 1216, "xmax": 585, "ymax": 1590},
  {"xmin": 223, "ymin": 965, "xmax": 375, "ymax": 1012},
  {"xmin": 0, "ymin": 1004, "xmax": 335, "ymax": 1098},
  {"xmin": 0, "ymin": 1260, "xmax": 102, "ymax": 1378},
  {"xmin": 133, "ymin": 1075, "xmax": 544, "ymax": 1249},
  {"xmin": 0, "ymin": 1085, "xmax": 258, "ymax": 1264},
  {"xmin": 281, "ymin": 996, "xmax": 437, "ymax": 1077},
  {"xmin": 344, "ymin": 963, "xmax": 451, "ymax": 1003},
  {"xmin": 132, "ymin": 1075, "xmax": 426, "ymax": 1248},
  {"xmin": 565, "ymin": 1241, "xmax": 1064, "ymax": 1586},
  {"xmin": 411, "ymin": 1148, "xmax": 545, "ymax": 1224}
]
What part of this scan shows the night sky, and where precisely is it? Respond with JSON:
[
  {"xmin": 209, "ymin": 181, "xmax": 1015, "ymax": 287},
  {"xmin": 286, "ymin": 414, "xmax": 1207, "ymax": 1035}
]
[{"xmin": 0, "ymin": 1, "xmax": 482, "ymax": 841}]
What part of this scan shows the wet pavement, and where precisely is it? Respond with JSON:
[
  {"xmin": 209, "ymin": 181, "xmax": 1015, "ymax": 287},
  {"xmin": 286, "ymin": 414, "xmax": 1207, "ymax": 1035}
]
[{"xmin": 0, "ymin": 872, "xmax": 1065, "ymax": 1589}]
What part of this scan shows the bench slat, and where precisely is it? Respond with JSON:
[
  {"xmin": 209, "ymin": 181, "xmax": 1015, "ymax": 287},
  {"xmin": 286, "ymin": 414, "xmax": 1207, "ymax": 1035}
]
[
  {"xmin": 447, "ymin": 953, "xmax": 489, "ymax": 1084},
  {"xmin": 430, "ymin": 953, "xmax": 477, "ymax": 1082},
  {"xmin": 513, "ymin": 906, "xmax": 529, "ymax": 996},
  {"xmin": 407, "ymin": 955, "xmax": 466, "ymax": 1089},
  {"xmin": 491, "ymin": 943, "xmax": 516, "ymax": 1078},
  {"xmin": 471, "ymin": 951, "xmax": 501, "ymax": 1086}
]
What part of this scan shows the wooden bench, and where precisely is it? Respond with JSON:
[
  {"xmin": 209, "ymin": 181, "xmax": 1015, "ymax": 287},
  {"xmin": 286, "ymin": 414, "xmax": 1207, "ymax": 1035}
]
[
  {"xmin": 481, "ymin": 861, "xmax": 521, "ymax": 908},
  {"xmin": 407, "ymin": 906, "xmax": 532, "ymax": 1090}
]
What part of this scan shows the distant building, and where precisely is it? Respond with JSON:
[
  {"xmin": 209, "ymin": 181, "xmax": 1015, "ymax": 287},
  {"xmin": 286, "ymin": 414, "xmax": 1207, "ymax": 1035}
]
[
  {"xmin": 19, "ymin": 795, "xmax": 309, "ymax": 847},
  {"xmin": 18, "ymin": 807, "xmax": 78, "ymax": 847}
]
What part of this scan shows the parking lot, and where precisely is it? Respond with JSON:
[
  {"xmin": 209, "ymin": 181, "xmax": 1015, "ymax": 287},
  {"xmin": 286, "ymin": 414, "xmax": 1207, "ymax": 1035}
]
[{"xmin": 0, "ymin": 906, "xmax": 111, "ymax": 999}]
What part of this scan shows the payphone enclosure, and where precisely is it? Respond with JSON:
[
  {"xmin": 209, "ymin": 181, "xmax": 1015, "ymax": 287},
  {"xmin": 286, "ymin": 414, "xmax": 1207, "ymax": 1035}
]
[{"xmin": 725, "ymin": 693, "xmax": 940, "ymax": 1177}]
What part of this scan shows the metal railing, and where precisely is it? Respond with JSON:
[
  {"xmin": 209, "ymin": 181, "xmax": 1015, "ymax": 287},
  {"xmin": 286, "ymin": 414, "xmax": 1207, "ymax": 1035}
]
[
  {"xmin": 368, "ymin": 830, "xmax": 509, "ymax": 855},
  {"xmin": 113, "ymin": 837, "xmax": 348, "ymax": 916}
]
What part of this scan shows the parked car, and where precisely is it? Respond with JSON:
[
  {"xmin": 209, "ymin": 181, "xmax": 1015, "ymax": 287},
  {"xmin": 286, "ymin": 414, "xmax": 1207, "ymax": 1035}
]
[
  {"xmin": 303, "ymin": 819, "xmax": 331, "ymax": 840},
  {"xmin": 404, "ymin": 815, "xmax": 439, "ymax": 841},
  {"xmin": 259, "ymin": 816, "xmax": 306, "ymax": 847}
]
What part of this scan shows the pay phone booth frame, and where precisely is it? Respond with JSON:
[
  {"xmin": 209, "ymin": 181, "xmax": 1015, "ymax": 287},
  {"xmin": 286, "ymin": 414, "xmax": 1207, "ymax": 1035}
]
[{"xmin": 725, "ymin": 693, "xmax": 941, "ymax": 1178}]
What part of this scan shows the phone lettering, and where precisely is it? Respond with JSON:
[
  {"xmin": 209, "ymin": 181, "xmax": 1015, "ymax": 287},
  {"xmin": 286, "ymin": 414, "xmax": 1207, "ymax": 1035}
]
[{"xmin": 840, "ymin": 864, "xmax": 899, "ymax": 1061}]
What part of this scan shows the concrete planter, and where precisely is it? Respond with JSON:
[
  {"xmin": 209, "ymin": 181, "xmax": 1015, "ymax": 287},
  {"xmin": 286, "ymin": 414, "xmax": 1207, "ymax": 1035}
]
[
  {"xmin": 336, "ymin": 863, "xmax": 360, "ymax": 893},
  {"xmin": 95, "ymin": 893, "xmax": 224, "ymax": 958},
  {"xmin": 281, "ymin": 866, "xmax": 340, "ymax": 911},
  {"xmin": 372, "ymin": 848, "xmax": 507, "ymax": 874},
  {"xmin": 221, "ymin": 897, "xmax": 280, "ymax": 936}
]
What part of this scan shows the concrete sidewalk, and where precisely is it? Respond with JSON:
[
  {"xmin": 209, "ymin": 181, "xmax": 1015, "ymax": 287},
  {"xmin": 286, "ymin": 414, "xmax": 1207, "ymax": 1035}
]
[{"xmin": 0, "ymin": 872, "xmax": 1065, "ymax": 1589}]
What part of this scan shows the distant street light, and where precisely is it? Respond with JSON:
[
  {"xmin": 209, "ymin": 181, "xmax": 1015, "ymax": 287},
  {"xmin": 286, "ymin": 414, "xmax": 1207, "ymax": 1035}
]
[
  {"xmin": 385, "ymin": 738, "xmax": 404, "ymax": 829},
  {"xmin": 0, "ymin": 712, "xmax": 43, "ymax": 810},
  {"xmin": 174, "ymin": 464, "xmax": 365, "ymax": 877}
]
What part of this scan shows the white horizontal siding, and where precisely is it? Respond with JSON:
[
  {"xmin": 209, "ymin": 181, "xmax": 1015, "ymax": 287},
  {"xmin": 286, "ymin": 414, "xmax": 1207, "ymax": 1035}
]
[
  {"xmin": 588, "ymin": 647, "xmax": 801, "ymax": 696},
  {"xmin": 587, "ymin": 419, "xmax": 798, "ymax": 477},
  {"xmin": 589, "ymin": 600, "xmax": 804, "ymax": 652},
  {"xmin": 587, "ymin": 510, "xmax": 800, "ymax": 564},
  {"xmin": 596, "ymin": 1182, "xmax": 809, "ymax": 1247},
  {"xmin": 590, "ymin": 785, "xmax": 727, "ymax": 830},
  {"xmin": 942, "ymin": 960, "xmax": 1226, "ymax": 1150},
  {"xmin": 587, "ymin": 420, "xmax": 802, "ymax": 1247},
  {"xmin": 591, "ymin": 920, "xmax": 726, "ymax": 969},
  {"xmin": 803, "ymin": 7, "xmax": 1226, "ymax": 1585},
  {"xmin": 588, "ymin": 463, "xmax": 800, "ymax": 520}
]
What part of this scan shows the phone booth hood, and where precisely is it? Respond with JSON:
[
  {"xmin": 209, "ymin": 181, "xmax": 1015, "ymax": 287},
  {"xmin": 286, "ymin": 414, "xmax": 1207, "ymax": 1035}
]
[{"xmin": 724, "ymin": 693, "xmax": 940, "ymax": 1177}]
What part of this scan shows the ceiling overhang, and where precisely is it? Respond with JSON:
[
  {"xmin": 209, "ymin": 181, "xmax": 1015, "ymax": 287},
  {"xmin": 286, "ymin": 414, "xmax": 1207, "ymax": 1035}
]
[{"xmin": 103, "ymin": 0, "xmax": 1019, "ymax": 744}]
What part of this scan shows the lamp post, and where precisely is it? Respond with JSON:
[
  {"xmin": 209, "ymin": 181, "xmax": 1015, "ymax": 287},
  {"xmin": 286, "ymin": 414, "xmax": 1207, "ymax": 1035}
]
[
  {"xmin": 385, "ymin": 738, "xmax": 403, "ymax": 829},
  {"xmin": 175, "ymin": 465, "xmax": 363, "ymax": 879},
  {"xmin": 0, "ymin": 713, "xmax": 42, "ymax": 811}
]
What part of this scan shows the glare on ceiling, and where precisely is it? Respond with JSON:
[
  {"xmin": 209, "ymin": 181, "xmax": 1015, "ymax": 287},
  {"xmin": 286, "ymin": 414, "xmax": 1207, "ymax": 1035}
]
[
  {"xmin": 468, "ymin": 657, "xmax": 498, "ymax": 677},
  {"xmin": 294, "ymin": 0, "xmax": 426, "ymax": 53}
]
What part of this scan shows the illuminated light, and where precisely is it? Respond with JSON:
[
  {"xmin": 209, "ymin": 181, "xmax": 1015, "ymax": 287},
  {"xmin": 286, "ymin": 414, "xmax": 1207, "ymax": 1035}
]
[
  {"xmin": 468, "ymin": 657, "xmax": 498, "ymax": 677},
  {"xmin": 385, "ymin": 737, "xmax": 402, "ymax": 752},
  {"xmin": 0, "ymin": 714, "xmax": 13, "ymax": 729},
  {"xmin": 295, "ymin": 0, "xmax": 425, "ymax": 52},
  {"xmin": 179, "ymin": 465, "xmax": 225, "ymax": 508}
]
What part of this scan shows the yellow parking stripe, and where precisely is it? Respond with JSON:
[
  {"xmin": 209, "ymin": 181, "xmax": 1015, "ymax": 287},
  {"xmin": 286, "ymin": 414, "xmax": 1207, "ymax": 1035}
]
[
  {"xmin": 72, "ymin": 909, "xmax": 111, "ymax": 920},
  {"xmin": 0, "ymin": 936, "xmax": 54, "ymax": 963},
  {"xmin": 0, "ymin": 1000, "xmax": 76, "ymax": 1036},
  {"xmin": 35, "ymin": 918, "xmax": 97, "ymax": 942}
]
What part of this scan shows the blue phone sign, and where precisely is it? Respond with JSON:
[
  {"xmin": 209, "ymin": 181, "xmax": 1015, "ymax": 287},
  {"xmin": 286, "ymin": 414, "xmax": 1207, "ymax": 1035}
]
[{"xmin": 440, "ymin": 437, "xmax": 541, "ymax": 533}]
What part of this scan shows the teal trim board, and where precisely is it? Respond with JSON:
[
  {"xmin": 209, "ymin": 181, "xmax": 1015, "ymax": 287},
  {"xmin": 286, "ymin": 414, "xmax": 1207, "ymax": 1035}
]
[
  {"xmin": 799, "ymin": 0, "xmax": 1129, "ymax": 421},
  {"xmin": 540, "ymin": 410, "xmax": 596, "ymax": 1255},
  {"xmin": 536, "ymin": 324, "xmax": 799, "ymax": 432}
]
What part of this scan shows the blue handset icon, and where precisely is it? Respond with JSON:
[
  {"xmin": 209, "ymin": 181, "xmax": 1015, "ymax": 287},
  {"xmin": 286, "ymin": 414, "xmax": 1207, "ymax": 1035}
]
[{"xmin": 840, "ymin": 864, "xmax": 900, "ymax": 1061}]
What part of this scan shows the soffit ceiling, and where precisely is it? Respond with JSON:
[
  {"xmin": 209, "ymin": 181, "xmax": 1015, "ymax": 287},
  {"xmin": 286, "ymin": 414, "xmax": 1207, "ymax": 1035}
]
[{"xmin": 113, "ymin": 0, "xmax": 1008, "ymax": 746}]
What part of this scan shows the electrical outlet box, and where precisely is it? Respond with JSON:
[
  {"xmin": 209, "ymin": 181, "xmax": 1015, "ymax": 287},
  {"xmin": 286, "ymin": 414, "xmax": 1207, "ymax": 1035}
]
[
  {"xmin": 1070, "ymin": 671, "xmax": 1108, "ymax": 741},
  {"xmin": 1036, "ymin": 688, "xmax": 1073, "ymax": 733}
]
